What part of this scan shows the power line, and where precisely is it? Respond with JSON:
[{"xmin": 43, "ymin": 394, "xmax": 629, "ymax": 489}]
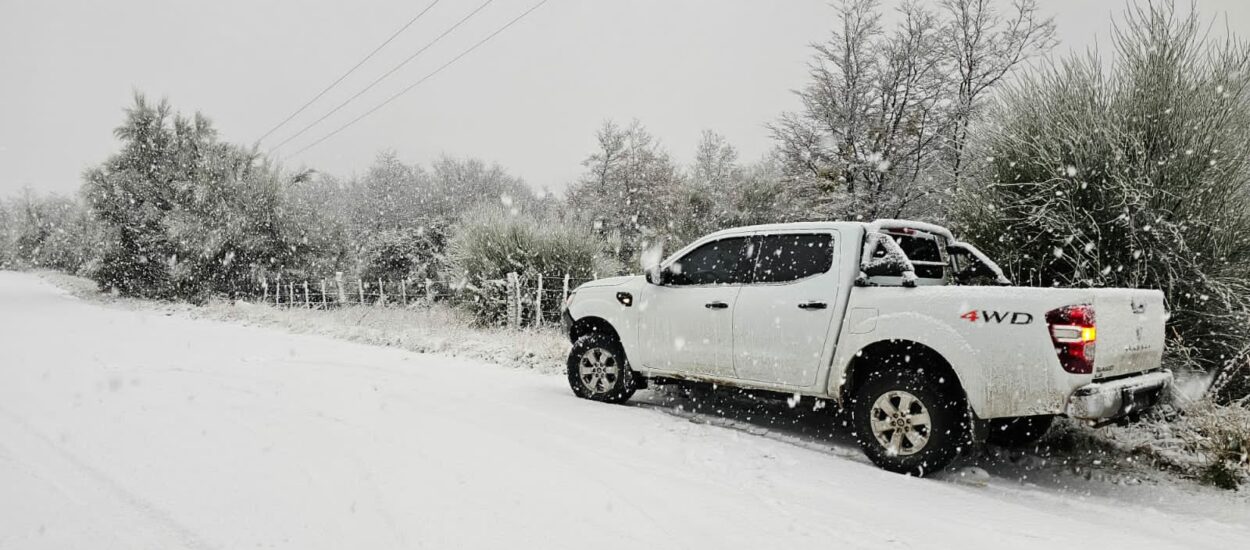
[
  {"xmin": 256, "ymin": 0, "xmax": 441, "ymax": 144},
  {"xmin": 288, "ymin": 0, "xmax": 549, "ymax": 159},
  {"xmin": 268, "ymin": 0, "xmax": 498, "ymax": 154}
]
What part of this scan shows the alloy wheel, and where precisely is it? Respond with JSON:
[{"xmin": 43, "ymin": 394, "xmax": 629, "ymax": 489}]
[{"xmin": 869, "ymin": 390, "xmax": 932, "ymax": 456}]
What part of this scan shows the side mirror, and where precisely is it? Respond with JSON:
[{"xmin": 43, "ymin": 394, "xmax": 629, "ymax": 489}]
[{"xmin": 644, "ymin": 264, "xmax": 667, "ymax": 285}]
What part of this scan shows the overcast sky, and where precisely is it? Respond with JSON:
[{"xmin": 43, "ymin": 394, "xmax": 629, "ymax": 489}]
[{"xmin": 2, "ymin": 0, "xmax": 1248, "ymax": 198}]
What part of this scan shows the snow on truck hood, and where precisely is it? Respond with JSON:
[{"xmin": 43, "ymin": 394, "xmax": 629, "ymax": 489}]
[{"xmin": 576, "ymin": 275, "xmax": 638, "ymax": 289}]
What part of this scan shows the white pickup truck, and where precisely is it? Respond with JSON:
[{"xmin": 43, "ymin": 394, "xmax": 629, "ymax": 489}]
[{"xmin": 561, "ymin": 220, "xmax": 1172, "ymax": 475}]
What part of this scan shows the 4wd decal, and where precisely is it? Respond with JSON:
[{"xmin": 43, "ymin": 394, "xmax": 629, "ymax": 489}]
[{"xmin": 960, "ymin": 310, "xmax": 1034, "ymax": 325}]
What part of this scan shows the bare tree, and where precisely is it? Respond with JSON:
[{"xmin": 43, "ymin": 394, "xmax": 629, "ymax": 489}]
[
  {"xmin": 772, "ymin": 0, "xmax": 946, "ymax": 220},
  {"xmin": 772, "ymin": 0, "xmax": 1054, "ymax": 220},
  {"xmin": 940, "ymin": 0, "xmax": 1056, "ymax": 189}
]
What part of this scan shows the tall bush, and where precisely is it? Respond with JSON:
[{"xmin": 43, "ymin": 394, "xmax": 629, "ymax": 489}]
[
  {"xmin": 359, "ymin": 225, "xmax": 447, "ymax": 282},
  {"xmin": 955, "ymin": 4, "xmax": 1250, "ymax": 401},
  {"xmin": 84, "ymin": 94, "xmax": 345, "ymax": 300},
  {"xmin": 1, "ymin": 191, "xmax": 98, "ymax": 273},
  {"xmin": 446, "ymin": 206, "xmax": 619, "ymax": 325}
]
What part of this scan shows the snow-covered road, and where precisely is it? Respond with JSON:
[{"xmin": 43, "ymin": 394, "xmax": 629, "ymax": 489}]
[{"xmin": 0, "ymin": 272, "xmax": 1246, "ymax": 549}]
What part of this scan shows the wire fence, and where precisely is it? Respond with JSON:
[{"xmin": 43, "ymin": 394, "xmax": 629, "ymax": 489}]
[{"xmin": 247, "ymin": 272, "xmax": 597, "ymax": 329}]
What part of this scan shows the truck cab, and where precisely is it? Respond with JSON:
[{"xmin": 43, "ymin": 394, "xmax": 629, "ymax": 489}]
[{"xmin": 561, "ymin": 220, "xmax": 1171, "ymax": 475}]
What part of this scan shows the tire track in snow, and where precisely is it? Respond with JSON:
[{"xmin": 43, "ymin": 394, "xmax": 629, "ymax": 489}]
[{"xmin": 0, "ymin": 405, "xmax": 218, "ymax": 550}]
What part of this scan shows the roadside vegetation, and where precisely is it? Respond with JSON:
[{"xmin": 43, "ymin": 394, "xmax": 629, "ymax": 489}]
[{"xmin": 2, "ymin": 1, "xmax": 1246, "ymax": 487}]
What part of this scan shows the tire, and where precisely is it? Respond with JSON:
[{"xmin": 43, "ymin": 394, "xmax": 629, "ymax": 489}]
[
  {"xmin": 850, "ymin": 368, "xmax": 969, "ymax": 476},
  {"xmin": 567, "ymin": 333, "xmax": 636, "ymax": 404},
  {"xmin": 987, "ymin": 415, "xmax": 1054, "ymax": 448}
]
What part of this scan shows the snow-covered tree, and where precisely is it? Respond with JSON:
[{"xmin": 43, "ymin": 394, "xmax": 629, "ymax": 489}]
[
  {"xmin": 567, "ymin": 120, "xmax": 681, "ymax": 265},
  {"xmin": 84, "ymin": 94, "xmax": 343, "ymax": 299},
  {"xmin": 667, "ymin": 130, "xmax": 740, "ymax": 243},
  {"xmin": 427, "ymin": 156, "xmax": 535, "ymax": 221},
  {"xmin": 940, "ymin": 0, "xmax": 1056, "ymax": 190},
  {"xmin": 772, "ymin": 0, "xmax": 1053, "ymax": 221},
  {"xmin": 342, "ymin": 152, "xmax": 534, "ymax": 281},
  {"xmin": 955, "ymin": 3, "xmax": 1250, "ymax": 401},
  {"xmin": 349, "ymin": 150, "xmax": 426, "ymax": 236},
  {"xmin": 669, "ymin": 132, "xmax": 794, "ymax": 245}
]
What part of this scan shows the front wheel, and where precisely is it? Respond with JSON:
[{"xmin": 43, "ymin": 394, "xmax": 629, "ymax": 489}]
[
  {"xmin": 567, "ymin": 333, "xmax": 636, "ymax": 404},
  {"xmin": 850, "ymin": 369, "xmax": 969, "ymax": 476}
]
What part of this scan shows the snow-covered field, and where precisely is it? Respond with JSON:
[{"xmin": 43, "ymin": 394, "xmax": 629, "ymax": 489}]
[{"xmin": 1, "ymin": 271, "xmax": 1247, "ymax": 549}]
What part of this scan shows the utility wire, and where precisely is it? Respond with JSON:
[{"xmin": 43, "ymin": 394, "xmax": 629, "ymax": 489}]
[
  {"xmin": 257, "ymin": 0, "xmax": 441, "ymax": 144},
  {"xmin": 269, "ymin": 0, "xmax": 498, "ymax": 154},
  {"xmin": 287, "ymin": 0, "xmax": 549, "ymax": 159},
  {"xmin": 288, "ymin": 0, "xmax": 549, "ymax": 159}
]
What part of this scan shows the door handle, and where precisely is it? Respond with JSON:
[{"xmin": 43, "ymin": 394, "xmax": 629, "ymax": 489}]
[
  {"xmin": 798, "ymin": 301, "xmax": 828, "ymax": 310},
  {"xmin": 705, "ymin": 301, "xmax": 729, "ymax": 310}
]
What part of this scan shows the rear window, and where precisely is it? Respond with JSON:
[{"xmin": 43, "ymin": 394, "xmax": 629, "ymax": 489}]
[
  {"xmin": 894, "ymin": 234, "xmax": 941, "ymax": 262},
  {"xmin": 752, "ymin": 233, "xmax": 834, "ymax": 283},
  {"xmin": 874, "ymin": 233, "xmax": 945, "ymax": 279}
]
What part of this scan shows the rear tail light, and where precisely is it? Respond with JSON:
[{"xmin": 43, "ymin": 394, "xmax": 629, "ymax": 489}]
[{"xmin": 1046, "ymin": 304, "xmax": 1096, "ymax": 374}]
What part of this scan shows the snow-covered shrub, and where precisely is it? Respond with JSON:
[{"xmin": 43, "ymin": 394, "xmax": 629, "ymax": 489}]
[
  {"xmin": 1177, "ymin": 399, "xmax": 1250, "ymax": 489},
  {"xmin": 955, "ymin": 4, "xmax": 1250, "ymax": 402},
  {"xmin": 446, "ymin": 205, "xmax": 618, "ymax": 326},
  {"xmin": 358, "ymin": 226, "xmax": 446, "ymax": 283},
  {"xmin": 0, "ymin": 191, "xmax": 99, "ymax": 273},
  {"xmin": 0, "ymin": 192, "xmax": 98, "ymax": 273}
]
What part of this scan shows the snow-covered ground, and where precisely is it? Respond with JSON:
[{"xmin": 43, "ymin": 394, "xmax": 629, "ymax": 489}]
[{"xmin": 1, "ymin": 271, "xmax": 1247, "ymax": 549}]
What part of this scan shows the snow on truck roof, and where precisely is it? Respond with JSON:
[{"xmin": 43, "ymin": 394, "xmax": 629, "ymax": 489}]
[{"xmin": 704, "ymin": 219, "xmax": 953, "ymax": 239}]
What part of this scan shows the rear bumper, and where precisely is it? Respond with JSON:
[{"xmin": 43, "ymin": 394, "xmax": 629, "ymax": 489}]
[{"xmin": 1065, "ymin": 370, "xmax": 1172, "ymax": 420}]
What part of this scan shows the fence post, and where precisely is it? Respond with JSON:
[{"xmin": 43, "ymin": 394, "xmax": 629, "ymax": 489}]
[
  {"xmin": 275, "ymin": 274, "xmax": 282, "ymax": 306},
  {"xmin": 288, "ymin": 282, "xmax": 294, "ymax": 308},
  {"xmin": 358, "ymin": 279, "xmax": 365, "ymax": 304},
  {"xmin": 425, "ymin": 279, "xmax": 433, "ymax": 304},
  {"xmin": 377, "ymin": 278, "xmax": 385, "ymax": 306},
  {"xmin": 506, "ymin": 272, "xmax": 520, "ymax": 329},
  {"xmin": 303, "ymin": 281, "xmax": 311, "ymax": 308},
  {"xmin": 335, "ymin": 272, "xmax": 347, "ymax": 303},
  {"xmin": 535, "ymin": 274, "xmax": 544, "ymax": 327},
  {"xmin": 262, "ymin": 278, "xmax": 269, "ymax": 304},
  {"xmin": 320, "ymin": 279, "xmax": 328, "ymax": 308},
  {"xmin": 562, "ymin": 273, "xmax": 570, "ymax": 304},
  {"xmin": 400, "ymin": 279, "xmax": 407, "ymax": 306}
]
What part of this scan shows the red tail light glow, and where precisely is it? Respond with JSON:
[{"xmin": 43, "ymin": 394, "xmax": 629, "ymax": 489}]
[{"xmin": 1046, "ymin": 304, "xmax": 1096, "ymax": 374}]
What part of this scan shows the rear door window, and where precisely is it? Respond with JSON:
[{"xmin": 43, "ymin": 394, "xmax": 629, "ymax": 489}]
[{"xmin": 752, "ymin": 233, "xmax": 834, "ymax": 283}]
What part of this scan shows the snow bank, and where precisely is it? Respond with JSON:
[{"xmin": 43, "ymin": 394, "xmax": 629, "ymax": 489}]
[
  {"xmin": 34, "ymin": 270, "xmax": 1248, "ymax": 492},
  {"xmin": 35, "ymin": 270, "xmax": 570, "ymax": 374}
]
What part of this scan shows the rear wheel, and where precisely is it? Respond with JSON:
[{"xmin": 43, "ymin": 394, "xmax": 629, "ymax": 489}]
[
  {"xmin": 567, "ymin": 333, "xmax": 636, "ymax": 404},
  {"xmin": 987, "ymin": 415, "xmax": 1055, "ymax": 448},
  {"xmin": 850, "ymin": 369, "xmax": 969, "ymax": 476}
]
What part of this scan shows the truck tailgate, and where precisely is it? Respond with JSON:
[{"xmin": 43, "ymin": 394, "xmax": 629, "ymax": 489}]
[{"xmin": 1091, "ymin": 289, "xmax": 1167, "ymax": 379}]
